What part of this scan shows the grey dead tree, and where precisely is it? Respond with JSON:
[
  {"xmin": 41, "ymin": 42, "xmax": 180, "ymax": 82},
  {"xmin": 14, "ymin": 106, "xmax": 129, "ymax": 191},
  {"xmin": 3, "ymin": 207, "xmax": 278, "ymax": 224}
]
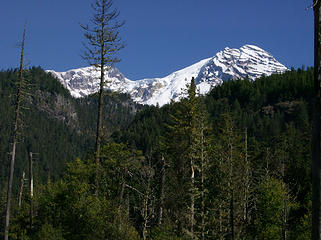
[
  {"xmin": 243, "ymin": 128, "xmax": 251, "ymax": 234},
  {"xmin": 199, "ymin": 110, "xmax": 207, "ymax": 240},
  {"xmin": 18, "ymin": 171, "xmax": 25, "ymax": 209},
  {"xmin": 142, "ymin": 158, "xmax": 152, "ymax": 240},
  {"xmin": 81, "ymin": 0, "xmax": 124, "ymax": 195},
  {"xmin": 4, "ymin": 25, "xmax": 27, "ymax": 240},
  {"xmin": 157, "ymin": 154, "xmax": 166, "ymax": 226},
  {"xmin": 313, "ymin": 0, "xmax": 321, "ymax": 239},
  {"xmin": 29, "ymin": 152, "xmax": 34, "ymax": 229}
]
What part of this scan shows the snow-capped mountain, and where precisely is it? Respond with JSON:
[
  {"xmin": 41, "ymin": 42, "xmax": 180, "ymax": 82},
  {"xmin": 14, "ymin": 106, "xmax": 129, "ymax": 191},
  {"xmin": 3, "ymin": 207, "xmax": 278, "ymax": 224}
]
[{"xmin": 47, "ymin": 45, "xmax": 287, "ymax": 106}]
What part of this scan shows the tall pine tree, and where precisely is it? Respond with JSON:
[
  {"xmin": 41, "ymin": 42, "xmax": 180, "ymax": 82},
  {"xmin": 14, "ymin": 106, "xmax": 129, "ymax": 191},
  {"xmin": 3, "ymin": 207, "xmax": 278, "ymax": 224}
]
[{"xmin": 81, "ymin": 0, "xmax": 124, "ymax": 195}]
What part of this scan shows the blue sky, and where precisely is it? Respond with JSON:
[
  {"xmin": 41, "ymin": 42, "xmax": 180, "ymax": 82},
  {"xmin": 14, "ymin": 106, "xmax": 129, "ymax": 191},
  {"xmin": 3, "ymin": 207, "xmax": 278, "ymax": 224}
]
[{"xmin": 0, "ymin": 0, "xmax": 314, "ymax": 80}]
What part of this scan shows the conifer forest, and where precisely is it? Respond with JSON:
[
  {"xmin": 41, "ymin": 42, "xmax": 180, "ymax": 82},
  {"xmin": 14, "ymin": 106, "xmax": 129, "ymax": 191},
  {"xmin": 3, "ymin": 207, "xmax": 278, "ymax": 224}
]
[
  {"xmin": 0, "ymin": 0, "xmax": 319, "ymax": 239},
  {"xmin": 0, "ymin": 66, "xmax": 315, "ymax": 239}
]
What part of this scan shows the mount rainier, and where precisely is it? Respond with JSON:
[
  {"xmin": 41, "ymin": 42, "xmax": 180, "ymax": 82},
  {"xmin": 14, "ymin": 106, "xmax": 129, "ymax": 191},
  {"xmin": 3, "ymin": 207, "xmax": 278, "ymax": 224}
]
[{"xmin": 47, "ymin": 45, "xmax": 287, "ymax": 106}]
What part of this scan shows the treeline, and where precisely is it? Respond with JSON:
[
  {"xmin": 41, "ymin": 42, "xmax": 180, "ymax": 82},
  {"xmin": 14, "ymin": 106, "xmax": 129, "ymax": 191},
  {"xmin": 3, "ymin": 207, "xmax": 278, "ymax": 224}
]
[{"xmin": 2, "ymin": 67, "xmax": 313, "ymax": 239}]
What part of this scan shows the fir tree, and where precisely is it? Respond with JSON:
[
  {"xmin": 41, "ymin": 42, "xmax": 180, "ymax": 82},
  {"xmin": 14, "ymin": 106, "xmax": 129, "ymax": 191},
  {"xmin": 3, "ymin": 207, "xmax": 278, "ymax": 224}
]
[
  {"xmin": 81, "ymin": 0, "xmax": 124, "ymax": 195},
  {"xmin": 211, "ymin": 113, "xmax": 248, "ymax": 240}
]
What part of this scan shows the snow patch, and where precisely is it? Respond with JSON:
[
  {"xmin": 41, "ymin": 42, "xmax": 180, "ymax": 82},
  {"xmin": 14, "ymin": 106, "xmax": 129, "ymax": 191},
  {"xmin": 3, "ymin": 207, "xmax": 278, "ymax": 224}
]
[{"xmin": 46, "ymin": 45, "xmax": 288, "ymax": 106}]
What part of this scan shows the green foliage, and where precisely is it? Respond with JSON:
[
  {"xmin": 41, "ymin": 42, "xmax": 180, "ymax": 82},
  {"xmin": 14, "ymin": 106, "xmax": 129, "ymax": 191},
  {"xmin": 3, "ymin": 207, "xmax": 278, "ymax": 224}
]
[
  {"xmin": 151, "ymin": 224, "xmax": 185, "ymax": 240},
  {"xmin": 1, "ymin": 68, "xmax": 315, "ymax": 239},
  {"xmin": 292, "ymin": 206, "xmax": 311, "ymax": 240},
  {"xmin": 116, "ymin": 68, "xmax": 313, "ymax": 239},
  {"xmin": 290, "ymin": 192, "xmax": 312, "ymax": 240},
  {"xmin": 0, "ymin": 68, "xmax": 142, "ymax": 191},
  {"xmin": 34, "ymin": 223, "xmax": 65, "ymax": 240},
  {"xmin": 28, "ymin": 157, "xmax": 140, "ymax": 239},
  {"xmin": 100, "ymin": 142, "xmax": 144, "ymax": 200},
  {"xmin": 254, "ymin": 177, "xmax": 288, "ymax": 239},
  {"xmin": 208, "ymin": 113, "xmax": 247, "ymax": 239}
]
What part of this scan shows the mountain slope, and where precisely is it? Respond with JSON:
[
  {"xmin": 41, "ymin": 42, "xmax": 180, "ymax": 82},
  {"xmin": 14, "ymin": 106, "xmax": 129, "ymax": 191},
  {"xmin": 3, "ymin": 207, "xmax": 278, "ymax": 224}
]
[
  {"xmin": 0, "ymin": 67, "xmax": 143, "ymax": 188},
  {"xmin": 47, "ymin": 44, "xmax": 287, "ymax": 106}
]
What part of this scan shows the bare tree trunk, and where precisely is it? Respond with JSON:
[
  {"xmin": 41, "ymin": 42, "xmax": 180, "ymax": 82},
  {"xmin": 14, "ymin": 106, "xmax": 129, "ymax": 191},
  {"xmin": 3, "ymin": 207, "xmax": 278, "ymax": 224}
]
[
  {"xmin": 200, "ymin": 122, "xmax": 206, "ymax": 240},
  {"xmin": 158, "ymin": 154, "xmax": 166, "ymax": 226},
  {"xmin": 4, "ymin": 26, "xmax": 26, "ymax": 240},
  {"xmin": 229, "ymin": 138, "xmax": 234, "ymax": 240},
  {"xmin": 18, "ymin": 171, "xmax": 25, "ymax": 209},
  {"xmin": 95, "ymin": 66, "xmax": 104, "ymax": 195},
  {"xmin": 219, "ymin": 204, "xmax": 223, "ymax": 240},
  {"xmin": 143, "ymin": 164, "xmax": 152, "ymax": 240},
  {"xmin": 313, "ymin": 1, "xmax": 321, "ymax": 239},
  {"xmin": 29, "ymin": 152, "xmax": 33, "ymax": 198},
  {"xmin": 282, "ymin": 188, "xmax": 288, "ymax": 240},
  {"xmin": 117, "ymin": 167, "xmax": 125, "ymax": 233},
  {"xmin": 280, "ymin": 143, "xmax": 287, "ymax": 240},
  {"xmin": 117, "ymin": 166, "xmax": 127, "ymax": 230},
  {"xmin": 126, "ymin": 192, "xmax": 130, "ymax": 215},
  {"xmin": 81, "ymin": 0, "xmax": 124, "ymax": 198},
  {"xmin": 29, "ymin": 152, "xmax": 33, "ymax": 229},
  {"xmin": 119, "ymin": 167, "xmax": 126, "ymax": 205},
  {"xmin": 230, "ymin": 192, "xmax": 235, "ymax": 240},
  {"xmin": 191, "ymin": 158, "xmax": 195, "ymax": 239},
  {"xmin": 244, "ymin": 128, "xmax": 250, "ymax": 228},
  {"xmin": 94, "ymin": 2, "xmax": 106, "ymax": 196}
]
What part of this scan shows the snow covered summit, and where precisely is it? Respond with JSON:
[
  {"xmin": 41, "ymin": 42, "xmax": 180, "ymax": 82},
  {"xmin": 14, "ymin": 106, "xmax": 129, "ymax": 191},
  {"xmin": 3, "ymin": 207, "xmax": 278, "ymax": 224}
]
[{"xmin": 47, "ymin": 45, "xmax": 287, "ymax": 106}]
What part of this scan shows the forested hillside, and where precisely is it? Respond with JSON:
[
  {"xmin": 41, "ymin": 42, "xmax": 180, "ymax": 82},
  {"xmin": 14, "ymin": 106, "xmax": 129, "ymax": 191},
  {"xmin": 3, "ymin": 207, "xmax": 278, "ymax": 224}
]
[
  {"xmin": 1, "ymin": 67, "xmax": 314, "ymax": 239},
  {"xmin": 0, "ymin": 67, "xmax": 143, "ymax": 191},
  {"xmin": 112, "ymin": 67, "xmax": 313, "ymax": 239}
]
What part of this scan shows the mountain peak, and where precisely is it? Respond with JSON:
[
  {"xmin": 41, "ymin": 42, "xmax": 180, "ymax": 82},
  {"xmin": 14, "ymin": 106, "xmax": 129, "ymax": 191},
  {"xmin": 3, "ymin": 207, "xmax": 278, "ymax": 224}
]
[
  {"xmin": 47, "ymin": 45, "xmax": 287, "ymax": 106},
  {"xmin": 241, "ymin": 44, "xmax": 264, "ymax": 50}
]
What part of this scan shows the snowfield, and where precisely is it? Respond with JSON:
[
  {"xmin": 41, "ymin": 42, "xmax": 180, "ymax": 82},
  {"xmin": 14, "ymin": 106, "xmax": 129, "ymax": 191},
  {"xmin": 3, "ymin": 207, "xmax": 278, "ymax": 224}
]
[{"xmin": 46, "ymin": 45, "xmax": 287, "ymax": 106}]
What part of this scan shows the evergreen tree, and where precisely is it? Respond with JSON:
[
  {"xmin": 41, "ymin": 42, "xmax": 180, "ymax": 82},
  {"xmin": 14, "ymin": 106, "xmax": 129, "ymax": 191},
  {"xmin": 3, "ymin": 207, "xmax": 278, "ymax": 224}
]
[
  {"xmin": 164, "ymin": 78, "xmax": 210, "ymax": 239},
  {"xmin": 254, "ymin": 176, "xmax": 295, "ymax": 240},
  {"xmin": 81, "ymin": 0, "xmax": 124, "ymax": 195},
  {"xmin": 210, "ymin": 113, "xmax": 247, "ymax": 240}
]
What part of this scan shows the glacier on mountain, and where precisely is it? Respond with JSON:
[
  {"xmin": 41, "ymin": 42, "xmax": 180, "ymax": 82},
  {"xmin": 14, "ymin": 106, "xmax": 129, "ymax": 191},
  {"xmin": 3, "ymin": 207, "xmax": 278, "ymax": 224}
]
[{"xmin": 46, "ymin": 45, "xmax": 288, "ymax": 106}]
